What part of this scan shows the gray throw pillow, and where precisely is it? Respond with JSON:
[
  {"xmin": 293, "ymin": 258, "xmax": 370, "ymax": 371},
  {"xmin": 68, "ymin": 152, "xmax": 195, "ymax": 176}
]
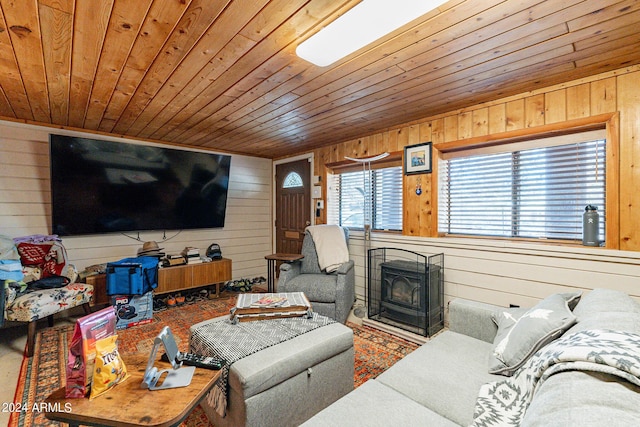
[{"xmin": 488, "ymin": 292, "xmax": 581, "ymax": 376}]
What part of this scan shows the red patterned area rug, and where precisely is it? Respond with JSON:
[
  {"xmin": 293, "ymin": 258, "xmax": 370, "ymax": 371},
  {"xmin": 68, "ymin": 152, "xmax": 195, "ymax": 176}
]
[{"xmin": 9, "ymin": 296, "xmax": 419, "ymax": 427}]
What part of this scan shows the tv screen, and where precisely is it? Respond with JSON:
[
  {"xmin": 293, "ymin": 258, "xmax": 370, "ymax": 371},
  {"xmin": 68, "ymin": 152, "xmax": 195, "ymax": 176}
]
[{"xmin": 50, "ymin": 134, "xmax": 231, "ymax": 236}]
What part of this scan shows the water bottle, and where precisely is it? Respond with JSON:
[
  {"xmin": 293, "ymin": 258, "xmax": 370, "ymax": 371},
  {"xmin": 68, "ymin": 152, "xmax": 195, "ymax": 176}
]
[{"xmin": 582, "ymin": 205, "xmax": 599, "ymax": 246}]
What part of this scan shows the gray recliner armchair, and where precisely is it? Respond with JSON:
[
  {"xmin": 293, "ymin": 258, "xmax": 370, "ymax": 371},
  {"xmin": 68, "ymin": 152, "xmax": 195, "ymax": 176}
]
[{"xmin": 278, "ymin": 228, "xmax": 355, "ymax": 323}]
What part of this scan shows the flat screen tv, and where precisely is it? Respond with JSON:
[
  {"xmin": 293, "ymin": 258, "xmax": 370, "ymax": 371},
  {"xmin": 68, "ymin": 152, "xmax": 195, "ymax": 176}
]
[{"xmin": 49, "ymin": 134, "xmax": 231, "ymax": 236}]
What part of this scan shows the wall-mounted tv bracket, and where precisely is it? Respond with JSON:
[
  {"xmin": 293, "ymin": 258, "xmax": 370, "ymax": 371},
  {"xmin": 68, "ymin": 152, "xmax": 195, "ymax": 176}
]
[{"xmin": 141, "ymin": 326, "xmax": 195, "ymax": 390}]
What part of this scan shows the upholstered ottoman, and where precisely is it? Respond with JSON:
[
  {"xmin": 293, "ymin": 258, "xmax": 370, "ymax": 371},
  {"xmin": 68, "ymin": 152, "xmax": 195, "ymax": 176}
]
[{"xmin": 189, "ymin": 315, "xmax": 354, "ymax": 427}]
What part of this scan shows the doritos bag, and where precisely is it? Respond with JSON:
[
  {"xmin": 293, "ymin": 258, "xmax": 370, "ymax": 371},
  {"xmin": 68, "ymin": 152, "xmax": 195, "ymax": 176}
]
[{"xmin": 65, "ymin": 306, "xmax": 116, "ymax": 398}]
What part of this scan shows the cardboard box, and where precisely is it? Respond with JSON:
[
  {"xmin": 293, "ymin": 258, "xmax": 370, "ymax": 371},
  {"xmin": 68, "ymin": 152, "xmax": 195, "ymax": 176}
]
[{"xmin": 110, "ymin": 291, "xmax": 154, "ymax": 329}]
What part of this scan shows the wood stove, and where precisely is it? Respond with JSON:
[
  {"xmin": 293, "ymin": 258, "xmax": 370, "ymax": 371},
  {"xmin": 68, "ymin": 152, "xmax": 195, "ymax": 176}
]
[{"xmin": 368, "ymin": 249, "xmax": 443, "ymax": 337}]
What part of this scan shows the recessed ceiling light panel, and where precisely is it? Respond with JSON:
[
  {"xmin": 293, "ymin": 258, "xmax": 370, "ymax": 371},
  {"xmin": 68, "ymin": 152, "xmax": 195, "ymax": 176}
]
[{"xmin": 296, "ymin": 0, "xmax": 448, "ymax": 67}]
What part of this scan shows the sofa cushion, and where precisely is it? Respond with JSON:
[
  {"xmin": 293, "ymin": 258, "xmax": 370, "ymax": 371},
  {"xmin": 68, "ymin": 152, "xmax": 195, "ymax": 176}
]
[
  {"xmin": 567, "ymin": 288, "xmax": 640, "ymax": 335},
  {"xmin": 521, "ymin": 370, "xmax": 640, "ymax": 427},
  {"xmin": 573, "ymin": 288, "xmax": 640, "ymax": 316},
  {"xmin": 488, "ymin": 293, "xmax": 580, "ymax": 376},
  {"xmin": 302, "ymin": 379, "xmax": 459, "ymax": 427},
  {"xmin": 376, "ymin": 330, "xmax": 502, "ymax": 426},
  {"xmin": 567, "ymin": 312, "xmax": 640, "ymax": 336}
]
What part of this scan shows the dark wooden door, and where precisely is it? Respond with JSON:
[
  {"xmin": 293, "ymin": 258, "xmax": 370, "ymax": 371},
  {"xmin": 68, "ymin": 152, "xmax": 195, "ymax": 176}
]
[{"xmin": 275, "ymin": 159, "xmax": 311, "ymax": 254}]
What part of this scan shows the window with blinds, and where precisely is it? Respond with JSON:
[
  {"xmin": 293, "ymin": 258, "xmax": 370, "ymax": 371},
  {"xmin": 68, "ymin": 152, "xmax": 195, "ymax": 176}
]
[
  {"xmin": 328, "ymin": 166, "xmax": 403, "ymax": 231},
  {"xmin": 438, "ymin": 130, "xmax": 606, "ymax": 241}
]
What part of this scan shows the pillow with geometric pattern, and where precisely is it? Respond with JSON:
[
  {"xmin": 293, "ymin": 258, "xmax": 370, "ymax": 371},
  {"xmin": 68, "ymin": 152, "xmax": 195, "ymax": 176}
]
[
  {"xmin": 16, "ymin": 242, "xmax": 53, "ymax": 265},
  {"xmin": 488, "ymin": 292, "xmax": 581, "ymax": 376},
  {"xmin": 16, "ymin": 241, "xmax": 71, "ymax": 279}
]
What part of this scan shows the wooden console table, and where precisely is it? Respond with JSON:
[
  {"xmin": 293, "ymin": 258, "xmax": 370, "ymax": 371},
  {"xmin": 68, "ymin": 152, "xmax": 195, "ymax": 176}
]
[
  {"xmin": 156, "ymin": 258, "xmax": 232, "ymax": 297},
  {"xmin": 85, "ymin": 257, "xmax": 232, "ymax": 303},
  {"xmin": 264, "ymin": 253, "xmax": 303, "ymax": 292},
  {"xmin": 45, "ymin": 352, "xmax": 220, "ymax": 427}
]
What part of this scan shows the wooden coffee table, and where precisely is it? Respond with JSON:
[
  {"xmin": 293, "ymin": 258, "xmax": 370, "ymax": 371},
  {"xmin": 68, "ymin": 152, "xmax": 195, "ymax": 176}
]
[{"xmin": 44, "ymin": 352, "xmax": 220, "ymax": 427}]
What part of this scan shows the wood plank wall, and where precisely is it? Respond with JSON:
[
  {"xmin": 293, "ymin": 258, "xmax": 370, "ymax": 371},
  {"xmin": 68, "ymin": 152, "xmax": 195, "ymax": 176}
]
[
  {"xmin": 309, "ymin": 65, "xmax": 640, "ymax": 310},
  {"xmin": 344, "ymin": 233, "xmax": 640, "ymax": 317},
  {"xmin": 0, "ymin": 120, "xmax": 272, "ymax": 281},
  {"xmin": 1, "ymin": 65, "xmax": 639, "ymax": 312}
]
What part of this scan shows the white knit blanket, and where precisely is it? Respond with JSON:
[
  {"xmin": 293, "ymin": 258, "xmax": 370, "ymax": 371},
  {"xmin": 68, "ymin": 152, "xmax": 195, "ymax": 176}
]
[
  {"xmin": 472, "ymin": 329, "xmax": 640, "ymax": 427},
  {"xmin": 306, "ymin": 225, "xmax": 349, "ymax": 273}
]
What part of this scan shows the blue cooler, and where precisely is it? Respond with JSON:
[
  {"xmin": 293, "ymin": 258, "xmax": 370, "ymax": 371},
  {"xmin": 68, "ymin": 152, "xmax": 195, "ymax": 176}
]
[{"xmin": 106, "ymin": 256, "xmax": 158, "ymax": 295}]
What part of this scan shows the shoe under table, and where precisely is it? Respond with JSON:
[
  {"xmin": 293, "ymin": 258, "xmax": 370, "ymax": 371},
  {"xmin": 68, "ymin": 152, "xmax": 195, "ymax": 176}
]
[{"xmin": 189, "ymin": 315, "xmax": 354, "ymax": 427}]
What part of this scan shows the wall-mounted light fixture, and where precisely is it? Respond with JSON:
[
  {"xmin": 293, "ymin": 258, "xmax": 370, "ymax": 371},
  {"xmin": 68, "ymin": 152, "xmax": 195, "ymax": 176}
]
[{"xmin": 296, "ymin": 0, "xmax": 449, "ymax": 67}]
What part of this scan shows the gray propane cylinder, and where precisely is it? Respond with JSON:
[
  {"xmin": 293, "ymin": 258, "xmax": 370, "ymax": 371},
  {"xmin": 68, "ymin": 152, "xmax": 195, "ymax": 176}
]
[{"xmin": 582, "ymin": 205, "xmax": 600, "ymax": 246}]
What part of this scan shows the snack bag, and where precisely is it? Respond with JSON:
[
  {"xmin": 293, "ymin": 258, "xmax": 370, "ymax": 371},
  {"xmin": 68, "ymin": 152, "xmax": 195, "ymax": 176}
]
[
  {"xmin": 65, "ymin": 306, "xmax": 116, "ymax": 398},
  {"xmin": 89, "ymin": 335, "xmax": 129, "ymax": 400}
]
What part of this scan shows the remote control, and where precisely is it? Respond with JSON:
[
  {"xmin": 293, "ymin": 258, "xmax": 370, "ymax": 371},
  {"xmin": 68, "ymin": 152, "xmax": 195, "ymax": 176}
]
[{"xmin": 162, "ymin": 352, "xmax": 225, "ymax": 370}]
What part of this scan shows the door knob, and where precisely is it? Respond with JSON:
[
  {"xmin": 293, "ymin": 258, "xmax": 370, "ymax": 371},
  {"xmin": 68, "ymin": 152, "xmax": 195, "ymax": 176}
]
[{"xmin": 305, "ymin": 221, "xmax": 311, "ymax": 226}]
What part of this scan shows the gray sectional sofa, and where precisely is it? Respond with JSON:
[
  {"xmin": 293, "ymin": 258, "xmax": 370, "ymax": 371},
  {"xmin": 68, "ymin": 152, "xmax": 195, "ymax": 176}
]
[{"xmin": 303, "ymin": 288, "xmax": 640, "ymax": 426}]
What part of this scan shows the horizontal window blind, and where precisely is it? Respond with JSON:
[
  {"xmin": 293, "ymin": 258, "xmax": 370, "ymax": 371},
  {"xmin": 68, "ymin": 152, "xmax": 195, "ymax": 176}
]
[
  {"xmin": 439, "ymin": 135, "xmax": 606, "ymax": 241},
  {"xmin": 328, "ymin": 166, "xmax": 402, "ymax": 231},
  {"xmin": 327, "ymin": 172, "xmax": 339, "ymax": 226},
  {"xmin": 336, "ymin": 170, "xmax": 367, "ymax": 228},
  {"xmin": 373, "ymin": 167, "xmax": 403, "ymax": 230}
]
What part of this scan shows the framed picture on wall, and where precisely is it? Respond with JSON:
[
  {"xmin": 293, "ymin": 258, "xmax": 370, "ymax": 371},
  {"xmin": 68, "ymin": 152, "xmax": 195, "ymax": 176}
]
[{"xmin": 404, "ymin": 142, "xmax": 432, "ymax": 175}]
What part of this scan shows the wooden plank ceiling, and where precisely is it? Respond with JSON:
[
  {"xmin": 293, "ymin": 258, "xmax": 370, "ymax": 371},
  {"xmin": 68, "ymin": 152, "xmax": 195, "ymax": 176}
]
[{"xmin": 0, "ymin": 0, "xmax": 639, "ymax": 159}]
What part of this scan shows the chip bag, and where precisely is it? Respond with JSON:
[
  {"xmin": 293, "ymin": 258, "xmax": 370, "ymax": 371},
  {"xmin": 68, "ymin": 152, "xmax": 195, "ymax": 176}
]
[
  {"xmin": 65, "ymin": 306, "xmax": 116, "ymax": 398},
  {"xmin": 90, "ymin": 335, "xmax": 129, "ymax": 400}
]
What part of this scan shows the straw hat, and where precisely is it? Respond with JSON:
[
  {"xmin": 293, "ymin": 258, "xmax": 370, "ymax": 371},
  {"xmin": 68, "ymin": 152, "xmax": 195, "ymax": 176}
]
[{"xmin": 137, "ymin": 241, "xmax": 165, "ymax": 256}]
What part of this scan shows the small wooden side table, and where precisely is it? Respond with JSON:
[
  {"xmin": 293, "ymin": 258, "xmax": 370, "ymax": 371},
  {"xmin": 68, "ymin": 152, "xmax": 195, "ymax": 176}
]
[
  {"xmin": 84, "ymin": 273, "xmax": 109, "ymax": 307},
  {"xmin": 264, "ymin": 253, "xmax": 304, "ymax": 292},
  {"xmin": 45, "ymin": 352, "xmax": 220, "ymax": 427}
]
